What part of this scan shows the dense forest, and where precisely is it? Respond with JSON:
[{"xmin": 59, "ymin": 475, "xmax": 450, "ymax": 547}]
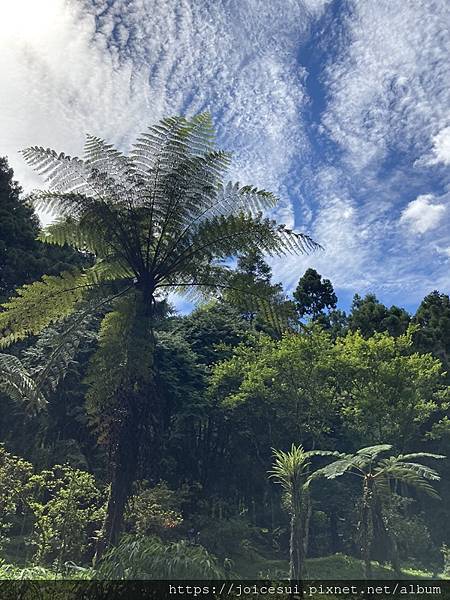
[{"xmin": 0, "ymin": 117, "xmax": 449, "ymax": 584}]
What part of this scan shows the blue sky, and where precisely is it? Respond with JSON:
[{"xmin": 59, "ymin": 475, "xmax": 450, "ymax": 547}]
[{"xmin": 0, "ymin": 0, "xmax": 449, "ymax": 314}]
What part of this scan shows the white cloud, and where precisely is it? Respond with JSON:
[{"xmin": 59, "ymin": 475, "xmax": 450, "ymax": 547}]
[
  {"xmin": 269, "ymin": 167, "xmax": 372, "ymax": 293},
  {"xmin": 321, "ymin": 0, "xmax": 450, "ymax": 170},
  {"xmin": 0, "ymin": 0, "xmax": 330, "ymax": 200},
  {"xmin": 1, "ymin": 0, "xmax": 449, "ymax": 308},
  {"xmin": 426, "ymin": 126, "xmax": 450, "ymax": 166},
  {"xmin": 400, "ymin": 194, "xmax": 446, "ymax": 234}
]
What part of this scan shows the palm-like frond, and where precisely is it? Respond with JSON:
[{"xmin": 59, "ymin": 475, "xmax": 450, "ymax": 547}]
[
  {"xmin": 11, "ymin": 115, "xmax": 321, "ymax": 404},
  {"xmin": 0, "ymin": 271, "xmax": 89, "ymax": 348},
  {"xmin": 356, "ymin": 444, "xmax": 393, "ymax": 458},
  {"xmin": 0, "ymin": 354, "xmax": 46, "ymax": 410},
  {"xmin": 22, "ymin": 300, "xmax": 104, "ymax": 393},
  {"xmin": 269, "ymin": 445, "xmax": 310, "ymax": 488},
  {"xmin": 38, "ymin": 215, "xmax": 109, "ymax": 255},
  {"xmin": 311, "ymin": 445, "xmax": 444, "ymax": 501},
  {"xmin": 269, "ymin": 445, "xmax": 343, "ymax": 490},
  {"xmin": 376, "ymin": 465, "xmax": 442, "ymax": 499},
  {"xmin": 310, "ymin": 455, "xmax": 360, "ymax": 481},
  {"xmin": 22, "ymin": 115, "xmax": 319, "ymax": 296},
  {"xmin": 376, "ymin": 454, "xmax": 445, "ymax": 485}
]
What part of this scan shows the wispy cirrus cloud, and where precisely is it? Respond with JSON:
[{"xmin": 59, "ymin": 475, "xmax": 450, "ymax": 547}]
[
  {"xmin": 1, "ymin": 0, "xmax": 449, "ymax": 311},
  {"xmin": 0, "ymin": 0, "xmax": 329, "ymax": 196},
  {"xmin": 321, "ymin": 0, "xmax": 450, "ymax": 171}
]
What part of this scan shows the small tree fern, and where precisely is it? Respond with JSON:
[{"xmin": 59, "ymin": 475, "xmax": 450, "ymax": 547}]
[
  {"xmin": 311, "ymin": 444, "xmax": 445, "ymax": 578},
  {"xmin": 269, "ymin": 444, "xmax": 341, "ymax": 581}
]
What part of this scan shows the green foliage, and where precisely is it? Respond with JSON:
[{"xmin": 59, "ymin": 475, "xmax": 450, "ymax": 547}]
[
  {"xmin": 0, "ymin": 353, "xmax": 47, "ymax": 410},
  {"xmin": 211, "ymin": 329, "xmax": 340, "ymax": 447},
  {"xmin": 98, "ymin": 534, "xmax": 224, "ymax": 579},
  {"xmin": 442, "ymin": 544, "xmax": 450, "ymax": 577},
  {"xmin": 0, "ymin": 157, "xmax": 40, "ymax": 302},
  {"xmin": 383, "ymin": 496, "xmax": 439, "ymax": 569},
  {"xmin": 313, "ymin": 444, "xmax": 444, "ymax": 494},
  {"xmin": 294, "ymin": 268, "xmax": 337, "ymax": 320},
  {"xmin": 195, "ymin": 516, "xmax": 262, "ymax": 563},
  {"xmin": 0, "ymin": 560, "xmax": 94, "ymax": 580},
  {"xmin": 27, "ymin": 464, "xmax": 105, "ymax": 564},
  {"xmin": 270, "ymin": 445, "xmax": 341, "ymax": 510},
  {"xmin": 180, "ymin": 303, "xmax": 250, "ymax": 365},
  {"xmin": 0, "ymin": 447, "xmax": 104, "ymax": 565},
  {"xmin": 312, "ymin": 444, "xmax": 444, "ymax": 577},
  {"xmin": 125, "ymin": 482, "xmax": 183, "ymax": 537},
  {"xmin": 348, "ymin": 293, "xmax": 410, "ymax": 338},
  {"xmin": 0, "ymin": 157, "xmax": 85, "ymax": 303},
  {"xmin": 224, "ymin": 249, "xmax": 294, "ymax": 333},
  {"xmin": 335, "ymin": 330, "xmax": 448, "ymax": 447},
  {"xmin": 269, "ymin": 444, "xmax": 343, "ymax": 580},
  {"xmin": 413, "ymin": 291, "xmax": 450, "ymax": 370},
  {"xmin": 0, "ymin": 270, "xmax": 88, "ymax": 349},
  {"xmin": 0, "ymin": 446, "xmax": 33, "ymax": 550}
]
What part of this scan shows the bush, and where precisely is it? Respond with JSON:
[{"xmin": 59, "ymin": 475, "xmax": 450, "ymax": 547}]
[
  {"xmin": 28, "ymin": 464, "xmax": 105, "ymax": 564},
  {"xmin": 98, "ymin": 534, "xmax": 224, "ymax": 579},
  {"xmin": 0, "ymin": 446, "xmax": 34, "ymax": 551},
  {"xmin": 125, "ymin": 481, "xmax": 183, "ymax": 538}
]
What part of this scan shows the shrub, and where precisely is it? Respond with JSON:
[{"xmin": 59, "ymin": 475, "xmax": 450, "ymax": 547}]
[
  {"xmin": 0, "ymin": 445, "xmax": 34, "ymax": 551},
  {"xmin": 98, "ymin": 534, "xmax": 224, "ymax": 579},
  {"xmin": 28, "ymin": 464, "xmax": 105, "ymax": 564},
  {"xmin": 125, "ymin": 481, "xmax": 183, "ymax": 538}
]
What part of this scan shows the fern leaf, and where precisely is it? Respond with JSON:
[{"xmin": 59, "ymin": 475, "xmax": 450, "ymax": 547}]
[
  {"xmin": 0, "ymin": 270, "xmax": 89, "ymax": 348},
  {"xmin": 0, "ymin": 354, "xmax": 46, "ymax": 410}
]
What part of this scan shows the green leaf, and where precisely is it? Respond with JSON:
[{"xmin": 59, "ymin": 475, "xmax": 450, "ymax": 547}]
[{"xmin": 0, "ymin": 270, "xmax": 89, "ymax": 348}]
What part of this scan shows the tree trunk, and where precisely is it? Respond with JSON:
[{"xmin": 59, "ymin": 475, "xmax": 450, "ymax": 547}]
[
  {"xmin": 290, "ymin": 512, "xmax": 304, "ymax": 581},
  {"xmin": 302, "ymin": 489, "xmax": 312, "ymax": 560},
  {"xmin": 361, "ymin": 477, "xmax": 374, "ymax": 579},
  {"xmin": 290, "ymin": 487, "xmax": 307, "ymax": 582},
  {"xmin": 330, "ymin": 507, "xmax": 340, "ymax": 554},
  {"xmin": 94, "ymin": 401, "xmax": 140, "ymax": 562},
  {"xmin": 94, "ymin": 294, "xmax": 157, "ymax": 562}
]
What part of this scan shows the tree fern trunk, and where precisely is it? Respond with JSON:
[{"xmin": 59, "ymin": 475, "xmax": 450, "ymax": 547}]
[
  {"xmin": 290, "ymin": 488, "xmax": 306, "ymax": 582},
  {"xmin": 95, "ymin": 404, "xmax": 140, "ymax": 560},
  {"xmin": 94, "ymin": 294, "xmax": 157, "ymax": 562},
  {"xmin": 361, "ymin": 477, "xmax": 374, "ymax": 579}
]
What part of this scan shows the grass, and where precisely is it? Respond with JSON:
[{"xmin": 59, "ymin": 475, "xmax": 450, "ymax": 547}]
[
  {"xmin": 0, "ymin": 561, "xmax": 94, "ymax": 580},
  {"xmin": 0, "ymin": 553, "xmax": 445, "ymax": 581},
  {"xmin": 232, "ymin": 550, "xmax": 444, "ymax": 580}
]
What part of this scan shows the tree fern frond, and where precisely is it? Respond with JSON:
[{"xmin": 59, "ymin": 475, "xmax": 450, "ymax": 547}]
[
  {"xmin": 84, "ymin": 134, "xmax": 132, "ymax": 181},
  {"xmin": 21, "ymin": 147, "xmax": 94, "ymax": 196},
  {"xmin": 380, "ymin": 460, "xmax": 442, "ymax": 481},
  {"xmin": 380, "ymin": 467, "xmax": 442, "ymax": 498},
  {"xmin": 31, "ymin": 190, "xmax": 97, "ymax": 219},
  {"xmin": 309, "ymin": 455, "xmax": 358, "ymax": 480},
  {"xmin": 22, "ymin": 300, "xmax": 103, "ymax": 394},
  {"xmin": 0, "ymin": 270, "xmax": 91, "ymax": 348},
  {"xmin": 85, "ymin": 260, "xmax": 135, "ymax": 284},
  {"xmin": 274, "ymin": 224, "xmax": 322, "ymax": 255},
  {"xmin": 38, "ymin": 215, "xmax": 109, "ymax": 255},
  {"xmin": 0, "ymin": 354, "xmax": 46, "ymax": 411},
  {"xmin": 395, "ymin": 452, "xmax": 446, "ymax": 462},
  {"xmin": 356, "ymin": 444, "xmax": 393, "ymax": 457}
]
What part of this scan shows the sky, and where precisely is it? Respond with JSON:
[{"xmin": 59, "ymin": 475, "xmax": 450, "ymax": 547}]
[{"xmin": 0, "ymin": 0, "xmax": 449, "ymax": 314}]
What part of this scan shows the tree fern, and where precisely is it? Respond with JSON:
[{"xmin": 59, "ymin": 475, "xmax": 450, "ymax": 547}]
[{"xmin": 1, "ymin": 114, "xmax": 320, "ymax": 551}]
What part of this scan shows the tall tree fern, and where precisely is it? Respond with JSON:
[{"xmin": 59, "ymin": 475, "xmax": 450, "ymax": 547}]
[{"xmin": 0, "ymin": 114, "xmax": 319, "ymax": 554}]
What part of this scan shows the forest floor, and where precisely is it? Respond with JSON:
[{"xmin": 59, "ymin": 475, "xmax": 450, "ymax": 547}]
[{"xmin": 0, "ymin": 553, "xmax": 445, "ymax": 580}]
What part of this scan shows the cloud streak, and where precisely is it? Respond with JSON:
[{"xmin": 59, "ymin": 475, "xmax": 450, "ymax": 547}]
[{"xmin": 1, "ymin": 0, "xmax": 449, "ymax": 310}]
